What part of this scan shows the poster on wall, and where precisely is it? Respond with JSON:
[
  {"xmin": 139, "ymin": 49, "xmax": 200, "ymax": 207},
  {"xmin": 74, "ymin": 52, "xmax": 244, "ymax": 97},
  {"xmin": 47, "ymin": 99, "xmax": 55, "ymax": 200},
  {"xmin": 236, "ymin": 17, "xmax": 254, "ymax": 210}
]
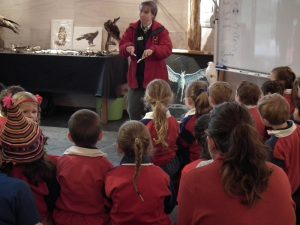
[
  {"xmin": 50, "ymin": 19, "xmax": 73, "ymax": 50},
  {"xmin": 72, "ymin": 27, "xmax": 102, "ymax": 51}
]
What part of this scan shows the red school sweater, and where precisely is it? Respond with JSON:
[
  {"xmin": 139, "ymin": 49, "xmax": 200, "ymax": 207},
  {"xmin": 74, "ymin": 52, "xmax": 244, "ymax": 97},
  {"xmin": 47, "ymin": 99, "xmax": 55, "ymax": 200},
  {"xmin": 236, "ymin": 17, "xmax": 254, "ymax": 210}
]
[
  {"xmin": 141, "ymin": 112, "xmax": 179, "ymax": 167},
  {"xmin": 177, "ymin": 157, "xmax": 296, "ymax": 225},
  {"xmin": 105, "ymin": 164, "xmax": 173, "ymax": 225},
  {"xmin": 54, "ymin": 147, "xmax": 113, "ymax": 225}
]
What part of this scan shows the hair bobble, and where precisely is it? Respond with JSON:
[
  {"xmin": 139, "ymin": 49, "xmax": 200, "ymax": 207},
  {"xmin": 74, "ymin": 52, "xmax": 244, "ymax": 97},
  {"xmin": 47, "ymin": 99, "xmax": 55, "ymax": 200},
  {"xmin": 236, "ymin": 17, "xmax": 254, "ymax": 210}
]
[
  {"xmin": 195, "ymin": 88, "xmax": 207, "ymax": 96},
  {"xmin": 2, "ymin": 96, "xmax": 14, "ymax": 109},
  {"xmin": 35, "ymin": 95, "xmax": 43, "ymax": 105},
  {"xmin": 134, "ymin": 138, "xmax": 140, "ymax": 144}
]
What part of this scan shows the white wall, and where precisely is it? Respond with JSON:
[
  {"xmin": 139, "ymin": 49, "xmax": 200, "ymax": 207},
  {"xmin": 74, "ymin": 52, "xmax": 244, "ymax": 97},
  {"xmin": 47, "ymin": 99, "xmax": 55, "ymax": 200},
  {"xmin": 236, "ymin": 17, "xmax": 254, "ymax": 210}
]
[{"xmin": 0, "ymin": 0, "xmax": 190, "ymax": 49}]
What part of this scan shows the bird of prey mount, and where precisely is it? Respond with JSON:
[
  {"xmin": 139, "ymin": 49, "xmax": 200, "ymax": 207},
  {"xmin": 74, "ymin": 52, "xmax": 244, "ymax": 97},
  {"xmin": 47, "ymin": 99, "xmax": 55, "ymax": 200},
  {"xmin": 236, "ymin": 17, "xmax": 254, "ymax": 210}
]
[
  {"xmin": 76, "ymin": 30, "xmax": 99, "ymax": 46},
  {"xmin": 0, "ymin": 15, "xmax": 20, "ymax": 33},
  {"xmin": 0, "ymin": 15, "xmax": 20, "ymax": 49},
  {"xmin": 104, "ymin": 17, "xmax": 121, "ymax": 51},
  {"xmin": 167, "ymin": 65, "xmax": 207, "ymax": 102}
]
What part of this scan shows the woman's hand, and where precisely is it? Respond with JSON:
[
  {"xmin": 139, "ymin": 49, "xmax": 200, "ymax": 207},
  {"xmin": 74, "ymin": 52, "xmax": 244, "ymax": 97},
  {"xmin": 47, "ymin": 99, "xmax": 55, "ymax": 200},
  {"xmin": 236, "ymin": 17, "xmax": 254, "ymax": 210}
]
[
  {"xmin": 126, "ymin": 46, "xmax": 135, "ymax": 56},
  {"xmin": 142, "ymin": 49, "xmax": 153, "ymax": 59}
]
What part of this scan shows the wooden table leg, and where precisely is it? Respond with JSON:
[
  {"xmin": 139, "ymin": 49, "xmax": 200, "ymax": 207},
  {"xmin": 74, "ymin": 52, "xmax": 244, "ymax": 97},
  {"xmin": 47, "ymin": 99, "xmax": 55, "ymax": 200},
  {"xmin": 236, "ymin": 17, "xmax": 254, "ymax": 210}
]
[{"xmin": 96, "ymin": 97, "xmax": 108, "ymax": 124}]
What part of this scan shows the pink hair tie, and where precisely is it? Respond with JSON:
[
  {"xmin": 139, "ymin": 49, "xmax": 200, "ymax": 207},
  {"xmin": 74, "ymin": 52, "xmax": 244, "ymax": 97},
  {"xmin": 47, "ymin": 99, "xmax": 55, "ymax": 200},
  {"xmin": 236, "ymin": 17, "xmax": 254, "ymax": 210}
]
[
  {"xmin": 2, "ymin": 96, "xmax": 14, "ymax": 109},
  {"xmin": 35, "ymin": 95, "xmax": 43, "ymax": 105}
]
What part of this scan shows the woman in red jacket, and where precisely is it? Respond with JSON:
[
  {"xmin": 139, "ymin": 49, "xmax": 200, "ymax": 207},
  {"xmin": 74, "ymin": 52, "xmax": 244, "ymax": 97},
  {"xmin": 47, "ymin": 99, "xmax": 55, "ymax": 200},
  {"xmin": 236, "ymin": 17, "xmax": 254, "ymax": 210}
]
[
  {"xmin": 119, "ymin": 1, "xmax": 172, "ymax": 120},
  {"xmin": 177, "ymin": 102, "xmax": 296, "ymax": 225}
]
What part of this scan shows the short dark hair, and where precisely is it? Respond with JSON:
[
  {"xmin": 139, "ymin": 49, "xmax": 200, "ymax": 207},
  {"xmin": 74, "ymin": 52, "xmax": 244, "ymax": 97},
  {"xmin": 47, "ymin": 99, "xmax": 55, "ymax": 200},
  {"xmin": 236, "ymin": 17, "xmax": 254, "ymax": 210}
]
[
  {"xmin": 140, "ymin": 1, "xmax": 158, "ymax": 17},
  {"xmin": 261, "ymin": 80, "xmax": 284, "ymax": 95},
  {"xmin": 271, "ymin": 66, "xmax": 296, "ymax": 89},
  {"xmin": 236, "ymin": 81, "xmax": 261, "ymax": 105},
  {"xmin": 68, "ymin": 109, "xmax": 102, "ymax": 147}
]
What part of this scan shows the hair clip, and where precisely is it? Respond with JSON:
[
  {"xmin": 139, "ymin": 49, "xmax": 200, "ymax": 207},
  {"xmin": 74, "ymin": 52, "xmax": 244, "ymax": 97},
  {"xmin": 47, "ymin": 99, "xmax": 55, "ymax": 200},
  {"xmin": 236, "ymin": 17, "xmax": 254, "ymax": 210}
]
[
  {"xmin": 35, "ymin": 95, "xmax": 43, "ymax": 105},
  {"xmin": 2, "ymin": 96, "xmax": 14, "ymax": 109}
]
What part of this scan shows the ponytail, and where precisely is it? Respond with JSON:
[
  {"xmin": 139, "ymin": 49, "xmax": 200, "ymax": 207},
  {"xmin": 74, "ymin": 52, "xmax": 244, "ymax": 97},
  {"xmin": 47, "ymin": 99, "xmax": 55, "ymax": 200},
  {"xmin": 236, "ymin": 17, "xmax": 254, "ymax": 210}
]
[
  {"xmin": 133, "ymin": 137, "xmax": 145, "ymax": 202},
  {"xmin": 194, "ymin": 91, "xmax": 210, "ymax": 116},
  {"xmin": 186, "ymin": 81, "xmax": 210, "ymax": 117},
  {"xmin": 153, "ymin": 101, "xmax": 168, "ymax": 148},
  {"xmin": 221, "ymin": 123, "xmax": 272, "ymax": 206}
]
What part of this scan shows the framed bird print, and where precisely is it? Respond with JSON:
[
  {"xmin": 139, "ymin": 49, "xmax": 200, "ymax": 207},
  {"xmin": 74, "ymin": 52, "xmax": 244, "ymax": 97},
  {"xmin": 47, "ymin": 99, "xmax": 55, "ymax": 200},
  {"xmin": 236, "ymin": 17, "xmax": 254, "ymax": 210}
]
[
  {"xmin": 72, "ymin": 27, "xmax": 102, "ymax": 51},
  {"xmin": 51, "ymin": 19, "xmax": 73, "ymax": 50}
]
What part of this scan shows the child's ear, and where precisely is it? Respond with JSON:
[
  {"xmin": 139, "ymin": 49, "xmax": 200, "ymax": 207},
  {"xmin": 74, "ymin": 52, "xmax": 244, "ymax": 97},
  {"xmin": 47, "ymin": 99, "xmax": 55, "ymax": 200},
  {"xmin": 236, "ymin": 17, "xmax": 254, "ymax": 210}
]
[
  {"xmin": 98, "ymin": 131, "xmax": 103, "ymax": 141},
  {"xmin": 234, "ymin": 94, "xmax": 240, "ymax": 104},
  {"xmin": 207, "ymin": 136, "xmax": 218, "ymax": 159},
  {"xmin": 67, "ymin": 133, "xmax": 74, "ymax": 143},
  {"xmin": 262, "ymin": 118, "xmax": 271, "ymax": 127},
  {"xmin": 208, "ymin": 96, "xmax": 216, "ymax": 108}
]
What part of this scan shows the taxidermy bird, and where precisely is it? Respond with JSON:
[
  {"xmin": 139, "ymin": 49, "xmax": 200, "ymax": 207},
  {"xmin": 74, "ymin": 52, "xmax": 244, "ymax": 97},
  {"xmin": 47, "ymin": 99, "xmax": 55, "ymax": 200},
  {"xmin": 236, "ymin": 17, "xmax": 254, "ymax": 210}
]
[
  {"xmin": 167, "ymin": 65, "xmax": 206, "ymax": 102},
  {"xmin": 0, "ymin": 15, "xmax": 20, "ymax": 33},
  {"xmin": 76, "ymin": 30, "xmax": 99, "ymax": 46},
  {"xmin": 104, "ymin": 17, "xmax": 121, "ymax": 51}
]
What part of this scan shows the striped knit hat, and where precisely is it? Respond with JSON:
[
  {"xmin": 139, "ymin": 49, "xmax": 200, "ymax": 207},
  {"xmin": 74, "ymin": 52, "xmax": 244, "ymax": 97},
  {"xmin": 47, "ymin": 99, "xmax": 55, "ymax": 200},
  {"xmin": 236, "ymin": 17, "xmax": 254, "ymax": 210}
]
[{"xmin": 0, "ymin": 98, "xmax": 46, "ymax": 163}]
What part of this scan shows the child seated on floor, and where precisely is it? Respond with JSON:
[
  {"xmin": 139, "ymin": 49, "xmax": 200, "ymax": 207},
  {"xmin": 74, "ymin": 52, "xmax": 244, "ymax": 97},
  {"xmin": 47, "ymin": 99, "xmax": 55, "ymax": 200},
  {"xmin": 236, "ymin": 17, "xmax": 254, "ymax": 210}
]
[
  {"xmin": 177, "ymin": 102, "xmax": 295, "ymax": 225},
  {"xmin": 0, "ymin": 151, "xmax": 42, "ymax": 225},
  {"xmin": 261, "ymin": 80, "xmax": 284, "ymax": 96},
  {"xmin": 181, "ymin": 113, "xmax": 212, "ymax": 177},
  {"xmin": 54, "ymin": 109, "xmax": 113, "ymax": 225},
  {"xmin": 141, "ymin": 79, "xmax": 180, "ymax": 179},
  {"xmin": 105, "ymin": 121, "xmax": 175, "ymax": 225},
  {"xmin": 177, "ymin": 81, "xmax": 211, "ymax": 167},
  {"xmin": 0, "ymin": 97, "xmax": 58, "ymax": 225},
  {"xmin": 208, "ymin": 81, "xmax": 233, "ymax": 108},
  {"xmin": 235, "ymin": 81, "xmax": 266, "ymax": 140},
  {"xmin": 258, "ymin": 93, "xmax": 300, "ymax": 221},
  {"xmin": 270, "ymin": 66, "xmax": 296, "ymax": 113},
  {"xmin": 12, "ymin": 91, "xmax": 43, "ymax": 123},
  {"xmin": 0, "ymin": 85, "xmax": 25, "ymax": 134}
]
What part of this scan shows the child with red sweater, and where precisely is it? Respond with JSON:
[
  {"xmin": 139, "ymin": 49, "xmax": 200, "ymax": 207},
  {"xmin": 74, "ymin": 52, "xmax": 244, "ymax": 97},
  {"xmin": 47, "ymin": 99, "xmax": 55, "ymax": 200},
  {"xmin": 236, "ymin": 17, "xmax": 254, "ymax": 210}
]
[
  {"xmin": 54, "ymin": 109, "xmax": 113, "ymax": 225},
  {"xmin": 141, "ymin": 79, "xmax": 180, "ymax": 178},
  {"xmin": 0, "ymin": 98, "xmax": 58, "ymax": 225},
  {"xmin": 235, "ymin": 81, "xmax": 266, "ymax": 140},
  {"xmin": 181, "ymin": 113, "xmax": 212, "ymax": 177},
  {"xmin": 270, "ymin": 66, "xmax": 296, "ymax": 113},
  {"xmin": 105, "ymin": 121, "xmax": 175, "ymax": 225},
  {"xmin": 177, "ymin": 81, "xmax": 211, "ymax": 167},
  {"xmin": 178, "ymin": 102, "xmax": 295, "ymax": 225},
  {"xmin": 258, "ymin": 93, "xmax": 300, "ymax": 223}
]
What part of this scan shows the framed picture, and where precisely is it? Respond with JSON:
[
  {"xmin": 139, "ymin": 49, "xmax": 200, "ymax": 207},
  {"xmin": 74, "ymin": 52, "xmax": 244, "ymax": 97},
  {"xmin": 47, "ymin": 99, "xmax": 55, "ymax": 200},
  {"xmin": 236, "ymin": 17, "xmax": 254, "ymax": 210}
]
[
  {"xmin": 73, "ymin": 27, "xmax": 102, "ymax": 51},
  {"xmin": 50, "ymin": 19, "xmax": 73, "ymax": 49}
]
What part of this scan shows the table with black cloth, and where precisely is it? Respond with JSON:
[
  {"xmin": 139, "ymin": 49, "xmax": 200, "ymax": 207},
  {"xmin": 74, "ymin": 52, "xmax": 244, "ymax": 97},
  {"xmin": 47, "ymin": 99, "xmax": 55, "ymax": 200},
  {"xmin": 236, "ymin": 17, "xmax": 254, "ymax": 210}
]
[{"xmin": 0, "ymin": 51, "xmax": 128, "ymax": 123}]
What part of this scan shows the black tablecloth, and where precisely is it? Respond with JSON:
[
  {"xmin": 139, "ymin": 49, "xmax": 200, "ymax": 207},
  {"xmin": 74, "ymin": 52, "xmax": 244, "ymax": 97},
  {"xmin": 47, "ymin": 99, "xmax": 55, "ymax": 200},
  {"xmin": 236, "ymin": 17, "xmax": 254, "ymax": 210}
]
[{"xmin": 0, "ymin": 52, "xmax": 128, "ymax": 98}]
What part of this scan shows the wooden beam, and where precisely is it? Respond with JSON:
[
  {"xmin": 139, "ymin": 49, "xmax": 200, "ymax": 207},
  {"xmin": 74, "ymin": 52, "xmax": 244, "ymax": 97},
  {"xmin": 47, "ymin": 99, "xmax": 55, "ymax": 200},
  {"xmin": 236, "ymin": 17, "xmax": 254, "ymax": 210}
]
[{"xmin": 187, "ymin": 0, "xmax": 201, "ymax": 50}]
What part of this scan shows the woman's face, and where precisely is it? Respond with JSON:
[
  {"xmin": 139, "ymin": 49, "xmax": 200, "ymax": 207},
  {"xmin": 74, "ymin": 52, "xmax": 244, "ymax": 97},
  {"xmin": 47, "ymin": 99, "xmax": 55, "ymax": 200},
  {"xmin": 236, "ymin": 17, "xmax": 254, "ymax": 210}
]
[
  {"xmin": 19, "ymin": 102, "xmax": 38, "ymax": 122},
  {"xmin": 140, "ymin": 6, "xmax": 154, "ymax": 26}
]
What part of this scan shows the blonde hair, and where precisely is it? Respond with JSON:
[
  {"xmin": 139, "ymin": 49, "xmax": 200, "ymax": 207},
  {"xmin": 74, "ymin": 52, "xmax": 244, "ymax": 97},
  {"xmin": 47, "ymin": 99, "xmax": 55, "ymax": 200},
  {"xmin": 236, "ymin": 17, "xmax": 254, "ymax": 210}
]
[
  {"xmin": 144, "ymin": 79, "xmax": 173, "ymax": 148},
  {"xmin": 258, "ymin": 93, "xmax": 290, "ymax": 125},
  {"xmin": 117, "ymin": 121, "xmax": 153, "ymax": 202},
  {"xmin": 186, "ymin": 81, "xmax": 210, "ymax": 115},
  {"xmin": 12, "ymin": 91, "xmax": 41, "ymax": 123}
]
